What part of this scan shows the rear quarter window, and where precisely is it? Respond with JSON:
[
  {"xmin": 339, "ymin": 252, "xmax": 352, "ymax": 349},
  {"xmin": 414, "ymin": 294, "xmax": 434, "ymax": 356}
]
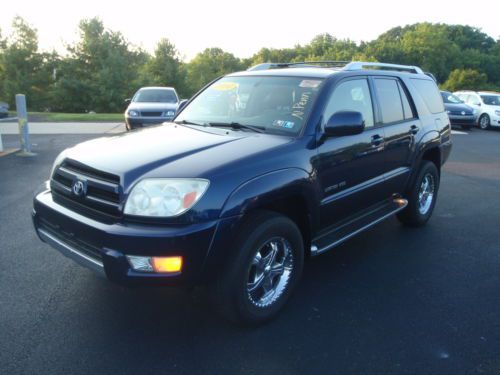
[{"xmin": 410, "ymin": 78, "xmax": 445, "ymax": 114}]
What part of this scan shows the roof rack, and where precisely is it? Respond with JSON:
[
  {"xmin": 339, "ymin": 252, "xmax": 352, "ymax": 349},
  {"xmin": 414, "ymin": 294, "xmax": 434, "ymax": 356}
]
[
  {"xmin": 247, "ymin": 61, "xmax": 350, "ymax": 71},
  {"xmin": 344, "ymin": 62, "xmax": 424, "ymax": 74},
  {"xmin": 247, "ymin": 61, "xmax": 425, "ymax": 75}
]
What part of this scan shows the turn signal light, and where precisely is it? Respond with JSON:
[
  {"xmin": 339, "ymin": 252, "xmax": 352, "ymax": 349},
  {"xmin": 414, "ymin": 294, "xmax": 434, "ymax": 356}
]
[{"xmin": 152, "ymin": 256, "xmax": 183, "ymax": 273}]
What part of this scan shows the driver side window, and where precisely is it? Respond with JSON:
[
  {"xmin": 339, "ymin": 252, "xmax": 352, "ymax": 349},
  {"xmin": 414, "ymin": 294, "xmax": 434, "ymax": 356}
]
[{"xmin": 324, "ymin": 79, "xmax": 374, "ymax": 128}]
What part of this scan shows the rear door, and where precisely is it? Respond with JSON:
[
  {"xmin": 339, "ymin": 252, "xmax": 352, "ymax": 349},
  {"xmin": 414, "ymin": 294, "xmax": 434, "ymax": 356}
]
[
  {"xmin": 316, "ymin": 77, "xmax": 387, "ymax": 230},
  {"xmin": 372, "ymin": 77, "xmax": 419, "ymax": 195}
]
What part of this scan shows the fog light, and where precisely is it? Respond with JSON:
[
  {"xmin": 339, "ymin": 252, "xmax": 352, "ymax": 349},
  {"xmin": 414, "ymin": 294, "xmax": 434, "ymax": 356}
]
[
  {"xmin": 152, "ymin": 256, "xmax": 182, "ymax": 273},
  {"xmin": 126, "ymin": 255, "xmax": 182, "ymax": 273},
  {"xmin": 126, "ymin": 255, "xmax": 153, "ymax": 272}
]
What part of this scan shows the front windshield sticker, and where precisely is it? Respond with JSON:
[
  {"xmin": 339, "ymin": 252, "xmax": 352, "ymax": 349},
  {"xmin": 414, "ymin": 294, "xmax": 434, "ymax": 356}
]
[
  {"xmin": 212, "ymin": 82, "xmax": 238, "ymax": 91},
  {"xmin": 292, "ymin": 91, "xmax": 311, "ymax": 120},
  {"xmin": 299, "ymin": 80, "xmax": 321, "ymax": 88},
  {"xmin": 272, "ymin": 120, "xmax": 295, "ymax": 129}
]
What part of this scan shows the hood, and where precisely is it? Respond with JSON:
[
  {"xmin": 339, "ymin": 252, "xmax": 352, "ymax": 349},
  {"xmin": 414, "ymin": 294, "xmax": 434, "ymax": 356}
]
[
  {"xmin": 444, "ymin": 102, "xmax": 474, "ymax": 114},
  {"xmin": 63, "ymin": 123, "xmax": 292, "ymax": 189},
  {"xmin": 127, "ymin": 102, "xmax": 178, "ymax": 111}
]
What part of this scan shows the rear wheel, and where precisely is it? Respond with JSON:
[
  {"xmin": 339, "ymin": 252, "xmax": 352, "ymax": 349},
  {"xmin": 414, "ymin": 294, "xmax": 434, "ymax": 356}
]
[
  {"xmin": 397, "ymin": 161, "xmax": 439, "ymax": 227},
  {"xmin": 479, "ymin": 114, "xmax": 490, "ymax": 130},
  {"xmin": 210, "ymin": 211, "xmax": 304, "ymax": 325}
]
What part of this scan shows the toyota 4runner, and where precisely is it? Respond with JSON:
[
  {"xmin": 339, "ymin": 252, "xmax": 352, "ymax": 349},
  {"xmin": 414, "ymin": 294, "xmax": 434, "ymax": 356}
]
[{"xmin": 33, "ymin": 61, "xmax": 452, "ymax": 324}]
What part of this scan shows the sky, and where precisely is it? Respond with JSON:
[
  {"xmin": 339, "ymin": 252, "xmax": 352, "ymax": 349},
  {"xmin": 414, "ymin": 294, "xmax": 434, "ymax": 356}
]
[{"xmin": 1, "ymin": 0, "xmax": 499, "ymax": 60}]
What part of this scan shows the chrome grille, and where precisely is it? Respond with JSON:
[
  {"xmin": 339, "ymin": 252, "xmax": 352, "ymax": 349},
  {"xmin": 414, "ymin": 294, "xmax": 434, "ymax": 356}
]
[{"xmin": 51, "ymin": 160, "xmax": 121, "ymax": 217}]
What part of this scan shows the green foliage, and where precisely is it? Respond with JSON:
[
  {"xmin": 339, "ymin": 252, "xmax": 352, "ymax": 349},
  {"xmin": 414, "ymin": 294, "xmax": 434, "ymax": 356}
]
[
  {"xmin": 186, "ymin": 48, "xmax": 243, "ymax": 94},
  {"xmin": 51, "ymin": 18, "xmax": 147, "ymax": 112},
  {"xmin": 0, "ymin": 17, "xmax": 499, "ymax": 113},
  {"xmin": 441, "ymin": 69, "xmax": 489, "ymax": 92},
  {"xmin": 0, "ymin": 17, "xmax": 51, "ymax": 110}
]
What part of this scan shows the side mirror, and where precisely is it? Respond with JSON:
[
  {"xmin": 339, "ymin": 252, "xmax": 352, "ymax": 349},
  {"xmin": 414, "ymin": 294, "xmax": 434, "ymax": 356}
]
[
  {"xmin": 324, "ymin": 111, "xmax": 365, "ymax": 137},
  {"xmin": 177, "ymin": 99, "xmax": 189, "ymax": 113},
  {"xmin": 124, "ymin": 98, "xmax": 131, "ymax": 104}
]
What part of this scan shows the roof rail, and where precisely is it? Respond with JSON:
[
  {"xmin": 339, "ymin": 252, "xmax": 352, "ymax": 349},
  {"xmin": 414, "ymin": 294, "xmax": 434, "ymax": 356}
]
[
  {"xmin": 247, "ymin": 61, "xmax": 350, "ymax": 71},
  {"xmin": 344, "ymin": 62, "xmax": 424, "ymax": 74}
]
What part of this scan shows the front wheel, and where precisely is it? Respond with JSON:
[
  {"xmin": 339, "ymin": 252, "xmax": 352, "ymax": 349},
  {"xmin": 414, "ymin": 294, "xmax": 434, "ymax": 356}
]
[
  {"xmin": 397, "ymin": 161, "xmax": 440, "ymax": 227},
  {"xmin": 479, "ymin": 114, "xmax": 490, "ymax": 130},
  {"xmin": 210, "ymin": 211, "xmax": 304, "ymax": 325}
]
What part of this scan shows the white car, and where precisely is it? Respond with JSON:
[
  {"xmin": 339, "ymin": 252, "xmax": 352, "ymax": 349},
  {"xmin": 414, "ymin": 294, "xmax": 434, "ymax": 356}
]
[{"xmin": 454, "ymin": 91, "xmax": 500, "ymax": 130}]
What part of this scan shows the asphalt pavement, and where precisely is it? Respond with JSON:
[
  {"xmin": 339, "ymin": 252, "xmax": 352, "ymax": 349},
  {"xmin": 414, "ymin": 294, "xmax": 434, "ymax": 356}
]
[{"xmin": 0, "ymin": 128, "xmax": 499, "ymax": 374}]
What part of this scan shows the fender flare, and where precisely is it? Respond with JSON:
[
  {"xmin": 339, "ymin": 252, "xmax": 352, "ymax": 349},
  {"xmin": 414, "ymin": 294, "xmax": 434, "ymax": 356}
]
[
  {"xmin": 220, "ymin": 168, "xmax": 318, "ymax": 221},
  {"xmin": 406, "ymin": 130, "xmax": 441, "ymax": 190}
]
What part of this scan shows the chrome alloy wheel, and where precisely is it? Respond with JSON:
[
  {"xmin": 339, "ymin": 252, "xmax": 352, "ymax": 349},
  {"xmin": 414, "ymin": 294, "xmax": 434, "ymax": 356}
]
[
  {"xmin": 247, "ymin": 237, "xmax": 294, "ymax": 308},
  {"xmin": 418, "ymin": 173, "xmax": 435, "ymax": 215}
]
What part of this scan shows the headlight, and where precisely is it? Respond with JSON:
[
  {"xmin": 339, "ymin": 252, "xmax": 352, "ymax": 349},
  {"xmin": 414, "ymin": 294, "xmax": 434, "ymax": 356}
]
[
  {"xmin": 164, "ymin": 110, "xmax": 175, "ymax": 117},
  {"xmin": 124, "ymin": 178, "xmax": 209, "ymax": 217},
  {"xmin": 495, "ymin": 110, "xmax": 500, "ymax": 116},
  {"xmin": 472, "ymin": 109, "xmax": 478, "ymax": 115},
  {"xmin": 128, "ymin": 110, "xmax": 139, "ymax": 117}
]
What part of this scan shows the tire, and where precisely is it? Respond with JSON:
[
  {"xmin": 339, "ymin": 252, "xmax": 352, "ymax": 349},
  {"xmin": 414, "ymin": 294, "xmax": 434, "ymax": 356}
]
[
  {"xmin": 210, "ymin": 211, "xmax": 304, "ymax": 325},
  {"xmin": 397, "ymin": 161, "xmax": 440, "ymax": 227},
  {"xmin": 479, "ymin": 114, "xmax": 490, "ymax": 130}
]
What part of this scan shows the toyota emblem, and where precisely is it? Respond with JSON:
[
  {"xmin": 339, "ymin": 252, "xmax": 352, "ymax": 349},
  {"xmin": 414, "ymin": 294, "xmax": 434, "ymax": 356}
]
[{"xmin": 72, "ymin": 180, "xmax": 87, "ymax": 197}]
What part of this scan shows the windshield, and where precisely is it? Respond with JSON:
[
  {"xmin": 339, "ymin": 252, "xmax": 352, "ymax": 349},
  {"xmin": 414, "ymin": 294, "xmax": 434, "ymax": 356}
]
[
  {"xmin": 441, "ymin": 92, "xmax": 463, "ymax": 104},
  {"xmin": 480, "ymin": 95, "xmax": 500, "ymax": 106},
  {"xmin": 175, "ymin": 76, "xmax": 323, "ymax": 135},
  {"xmin": 133, "ymin": 89, "xmax": 178, "ymax": 103}
]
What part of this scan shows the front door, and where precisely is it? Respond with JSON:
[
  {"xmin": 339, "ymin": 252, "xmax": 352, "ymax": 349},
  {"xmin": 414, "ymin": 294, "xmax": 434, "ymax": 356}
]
[{"xmin": 316, "ymin": 78, "xmax": 387, "ymax": 230}]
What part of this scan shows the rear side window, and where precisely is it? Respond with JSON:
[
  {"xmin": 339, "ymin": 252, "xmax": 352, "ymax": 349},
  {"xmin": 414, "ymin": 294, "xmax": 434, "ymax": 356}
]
[
  {"xmin": 374, "ymin": 78, "xmax": 404, "ymax": 124},
  {"xmin": 410, "ymin": 78, "xmax": 445, "ymax": 114},
  {"xmin": 398, "ymin": 82, "xmax": 415, "ymax": 119}
]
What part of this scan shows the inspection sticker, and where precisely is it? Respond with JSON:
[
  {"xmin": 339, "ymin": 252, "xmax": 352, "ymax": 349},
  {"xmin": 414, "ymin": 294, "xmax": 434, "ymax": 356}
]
[
  {"xmin": 212, "ymin": 82, "xmax": 238, "ymax": 91},
  {"xmin": 299, "ymin": 79, "xmax": 321, "ymax": 88},
  {"xmin": 272, "ymin": 120, "xmax": 295, "ymax": 129}
]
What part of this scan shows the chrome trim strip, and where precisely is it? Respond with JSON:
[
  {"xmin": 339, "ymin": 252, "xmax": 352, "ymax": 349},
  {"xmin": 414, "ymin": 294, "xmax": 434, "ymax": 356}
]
[
  {"xmin": 311, "ymin": 199, "xmax": 408, "ymax": 256},
  {"xmin": 320, "ymin": 167, "xmax": 410, "ymax": 206},
  {"xmin": 57, "ymin": 166, "xmax": 119, "ymax": 192},
  {"xmin": 37, "ymin": 228, "xmax": 105, "ymax": 276}
]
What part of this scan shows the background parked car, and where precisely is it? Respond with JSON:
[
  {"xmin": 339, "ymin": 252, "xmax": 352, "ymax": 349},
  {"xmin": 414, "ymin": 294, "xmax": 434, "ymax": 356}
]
[
  {"xmin": 0, "ymin": 102, "xmax": 9, "ymax": 118},
  {"xmin": 124, "ymin": 87, "xmax": 179, "ymax": 130},
  {"xmin": 454, "ymin": 91, "xmax": 500, "ymax": 130},
  {"xmin": 440, "ymin": 91, "xmax": 477, "ymax": 130}
]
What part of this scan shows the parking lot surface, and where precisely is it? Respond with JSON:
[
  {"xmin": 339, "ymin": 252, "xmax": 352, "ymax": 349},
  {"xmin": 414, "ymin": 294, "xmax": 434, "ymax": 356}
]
[{"xmin": 0, "ymin": 129, "xmax": 499, "ymax": 374}]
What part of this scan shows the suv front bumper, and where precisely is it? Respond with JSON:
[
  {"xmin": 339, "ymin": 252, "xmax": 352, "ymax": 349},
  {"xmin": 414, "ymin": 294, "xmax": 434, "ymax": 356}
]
[{"xmin": 32, "ymin": 187, "xmax": 223, "ymax": 286}]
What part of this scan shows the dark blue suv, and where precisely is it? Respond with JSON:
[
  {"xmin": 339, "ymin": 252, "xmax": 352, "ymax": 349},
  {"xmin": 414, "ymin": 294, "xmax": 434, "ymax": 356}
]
[{"xmin": 32, "ymin": 61, "xmax": 452, "ymax": 324}]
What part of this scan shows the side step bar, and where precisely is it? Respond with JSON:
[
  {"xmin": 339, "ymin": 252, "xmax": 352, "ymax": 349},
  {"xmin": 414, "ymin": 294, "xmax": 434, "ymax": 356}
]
[{"xmin": 311, "ymin": 197, "xmax": 408, "ymax": 256}]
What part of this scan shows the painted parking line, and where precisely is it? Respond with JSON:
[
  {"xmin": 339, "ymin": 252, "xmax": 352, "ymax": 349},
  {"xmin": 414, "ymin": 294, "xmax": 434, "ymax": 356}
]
[{"xmin": 451, "ymin": 130, "xmax": 468, "ymax": 135}]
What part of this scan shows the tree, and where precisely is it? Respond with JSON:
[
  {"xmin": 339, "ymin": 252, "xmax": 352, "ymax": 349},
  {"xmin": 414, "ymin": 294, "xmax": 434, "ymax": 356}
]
[
  {"xmin": 441, "ymin": 69, "xmax": 489, "ymax": 92},
  {"xmin": 140, "ymin": 38, "xmax": 187, "ymax": 97},
  {"xmin": 52, "ymin": 18, "xmax": 147, "ymax": 112},
  {"xmin": 186, "ymin": 48, "xmax": 243, "ymax": 95},
  {"xmin": 0, "ymin": 16, "xmax": 51, "ymax": 110}
]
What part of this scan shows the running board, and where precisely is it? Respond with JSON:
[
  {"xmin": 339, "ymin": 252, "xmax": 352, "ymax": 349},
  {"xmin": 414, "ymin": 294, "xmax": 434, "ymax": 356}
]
[{"xmin": 310, "ymin": 198, "xmax": 408, "ymax": 256}]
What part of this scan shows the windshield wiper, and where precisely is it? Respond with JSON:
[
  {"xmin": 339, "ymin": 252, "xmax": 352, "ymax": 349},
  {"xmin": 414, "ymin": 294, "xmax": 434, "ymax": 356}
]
[
  {"xmin": 174, "ymin": 119, "xmax": 205, "ymax": 126},
  {"xmin": 208, "ymin": 122, "xmax": 265, "ymax": 133}
]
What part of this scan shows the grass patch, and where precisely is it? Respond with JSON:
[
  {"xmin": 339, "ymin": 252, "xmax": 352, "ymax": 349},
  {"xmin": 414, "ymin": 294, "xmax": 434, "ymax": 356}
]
[{"xmin": 27, "ymin": 112, "xmax": 123, "ymax": 122}]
